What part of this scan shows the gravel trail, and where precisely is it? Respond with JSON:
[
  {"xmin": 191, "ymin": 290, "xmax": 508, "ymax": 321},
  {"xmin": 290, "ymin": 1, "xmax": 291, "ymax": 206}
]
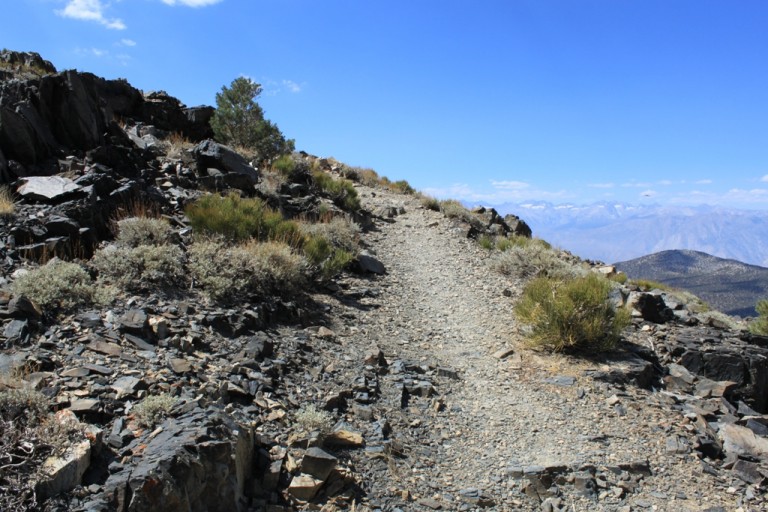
[{"xmin": 330, "ymin": 187, "xmax": 747, "ymax": 511}]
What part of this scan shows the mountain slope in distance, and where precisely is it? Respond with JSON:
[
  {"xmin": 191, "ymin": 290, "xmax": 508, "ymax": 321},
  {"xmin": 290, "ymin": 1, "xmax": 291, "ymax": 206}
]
[
  {"xmin": 490, "ymin": 202, "xmax": 768, "ymax": 267},
  {"xmin": 614, "ymin": 249, "xmax": 768, "ymax": 317}
]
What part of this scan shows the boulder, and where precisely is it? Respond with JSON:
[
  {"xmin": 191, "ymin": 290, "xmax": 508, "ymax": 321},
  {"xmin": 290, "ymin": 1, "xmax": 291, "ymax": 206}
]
[
  {"xmin": 192, "ymin": 140, "xmax": 260, "ymax": 189},
  {"xmin": 17, "ymin": 176, "xmax": 82, "ymax": 202},
  {"xmin": 503, "ymin": 213, "xmax": 532, "ymax": 238},
  {"xmin": 356, "ymin": 251, "xmax": 386, "ymax": 274},
  {"xmin": 97, "ymin": 408, "xmax": 254, "ymax": 512}
]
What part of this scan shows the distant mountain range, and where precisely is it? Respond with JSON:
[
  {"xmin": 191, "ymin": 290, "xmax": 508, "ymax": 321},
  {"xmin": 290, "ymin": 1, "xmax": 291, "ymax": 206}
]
[
  {"xmin": 487, "ymin": 201, "xmax": 768, "ymax": 267},
  {"xmin": 614, "ymin": 250, "xmax": 768, "ymax": 317}
]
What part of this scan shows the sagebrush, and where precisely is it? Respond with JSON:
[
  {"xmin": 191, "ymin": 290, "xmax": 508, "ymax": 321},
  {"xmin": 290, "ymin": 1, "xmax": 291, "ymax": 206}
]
[{"xmin": 11, "ymin": 259, "xmax": 95, "ymax": 310}]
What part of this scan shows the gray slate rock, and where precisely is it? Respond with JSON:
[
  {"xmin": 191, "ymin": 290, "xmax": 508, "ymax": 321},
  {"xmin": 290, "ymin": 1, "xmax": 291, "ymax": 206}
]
[{"xmin": 17, "ymin": 176, "xmax": 82, "ymax": 202}]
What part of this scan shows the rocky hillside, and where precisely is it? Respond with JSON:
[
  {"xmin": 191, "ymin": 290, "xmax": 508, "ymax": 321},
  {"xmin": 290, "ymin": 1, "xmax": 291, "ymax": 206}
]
[
  {"xmin": 0, "ymin": 51, "xmax": 767, "ymax": 512},
  {"xmin": 615, "ymin": 249, "xmax": 768, "ymax": 317}
]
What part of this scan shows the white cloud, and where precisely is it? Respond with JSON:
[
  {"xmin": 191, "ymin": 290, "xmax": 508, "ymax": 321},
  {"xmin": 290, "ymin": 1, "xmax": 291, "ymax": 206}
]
[
  {"xmin": 490, "ymin": 180, "xmax": 530, "ymax": 190},
  {"xmin": 161, "ymin": 0, "xmax": 224, "ymax": 6},
  {"xmin": 621, "ymin": 181, "xmax": 652, "ymax": 188},
  {"xmin": 695, "ymin": 179, "xmax": 713, "ymax": 185},
  {"xmin": 282, "ymin": 80, "xmax": 302, "ymax": 93},
  {"xmin": 588, "ymin": 182, "xmax": 615, "ymax": 189},
  {"xmin": 120, "ymin": 38, "xmax": 137, "ymax": 47},
  {"xmin": 761, "ymin": 175, "xmax": 768, "ymax": 183},
  {"xmin": 57, "ymin": 0, "xmax": 126, "ymax": 30},
  {"xmin": 422, "ymin": 182, "xmax": 570, "ymax": 205},
  {"xmin": 658, "ymin": 180, "xmax": 673, "ymax": 186}
]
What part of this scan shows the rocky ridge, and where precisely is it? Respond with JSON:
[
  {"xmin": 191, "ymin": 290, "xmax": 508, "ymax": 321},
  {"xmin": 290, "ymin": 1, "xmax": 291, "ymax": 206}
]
[{"xmin": 0, "ymin": 51, "xmax": 766, "ymax": 511}]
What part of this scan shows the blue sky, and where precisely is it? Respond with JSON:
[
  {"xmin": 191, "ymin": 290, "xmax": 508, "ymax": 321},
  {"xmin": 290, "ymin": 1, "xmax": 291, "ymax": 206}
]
[{"xmin": 5, "ymin": 0, "xmax": 768, "ymax": 208}]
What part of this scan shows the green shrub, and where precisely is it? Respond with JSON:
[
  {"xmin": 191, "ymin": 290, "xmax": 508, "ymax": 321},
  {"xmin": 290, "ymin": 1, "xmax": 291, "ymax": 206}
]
[
  {"xmin": 750, "ymin": 299, "xmax": 768, "ymax": 335},
  {"xmin": 186, "ymin": 194, "xmax": 267, "ymax": 242},
  {"xmin": 133, "ymin": 393, "xmax": 176, "ymax": 428},
  {"xmin": 478, "ymin": 235, "xmax": 494, "ymax": 250},
  {"xmin": 491, "ymin": 239, "xmax": 583, "ymax": 280},
  {"xmin": 11, "ymin": 259, "xmax": 95, "ymax": 310},
  {"xmin": 93, "ymin": 244, "xmax": 185, "ymax": 291},
  {"xmin": 185, "ymin": 193, "xmax": 303, "ymax": 244},
  {"xmin": 420, "ymin": 195, "xmax": 441, "ymax": 211},
  {"xmin": 312, "ymin": 171, "xmax": 361, "ymax": 211},
  {"xmin": 115, "ymin": 217, "xmax": 173, "ymax": 247},
  {"xmin": 271, "ymin": 154, "xmax": 296, "ymax": 176},
  {"xmin": 515, "ymin": 274, "xmax": 631, "ymax": 352},
  {"xmin": 302, "ymin": 235, "xmax": 353, "ymax": 279}
]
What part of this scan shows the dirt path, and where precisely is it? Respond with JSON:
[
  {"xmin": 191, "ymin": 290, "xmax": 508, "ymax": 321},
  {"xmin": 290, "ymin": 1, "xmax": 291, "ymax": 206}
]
[{"xmin": 328, "ymin": 186, "xmax": 746, "ymax": 511}]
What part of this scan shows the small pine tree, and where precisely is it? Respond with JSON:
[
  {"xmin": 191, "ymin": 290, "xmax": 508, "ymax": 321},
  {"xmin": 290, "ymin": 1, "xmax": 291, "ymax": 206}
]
[
  {"xmin": 210, "ymin": 77, "xmax": 294, "ymax": 164},
  {"xmin": 750, "ymin": 299, "xmax": 768, "ymax": 335}
]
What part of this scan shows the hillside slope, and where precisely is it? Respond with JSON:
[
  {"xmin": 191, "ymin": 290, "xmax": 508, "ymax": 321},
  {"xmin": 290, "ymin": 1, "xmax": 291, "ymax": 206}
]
[
  {"xmin": 1, "ymin": 52, "xmax": 766, "ymax": 512},
  {"xmin": 615, "ymin": 249, "xmax": 768, "ymax": 317}
]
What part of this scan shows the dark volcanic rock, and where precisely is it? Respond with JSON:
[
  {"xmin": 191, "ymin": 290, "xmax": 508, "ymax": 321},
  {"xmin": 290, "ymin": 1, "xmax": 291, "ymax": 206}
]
[{"xmin": 92, "ymin": 408, "xmax": 253, "ymax": 512}]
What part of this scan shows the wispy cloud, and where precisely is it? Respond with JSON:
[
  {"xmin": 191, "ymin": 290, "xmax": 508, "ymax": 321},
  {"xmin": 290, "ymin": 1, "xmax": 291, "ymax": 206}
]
[
  {"xmin": 76, "ymin": 47, "xmax": 108, "ymax": 57},
  {"xmin": 57, "ymin": 0, "xmax": 126, "ymax": 30},
  {"xmin": 119, "ymin": 38, "xmax": 137, "ymax": 47},
  {"xmin": 695, "ymin": 179, "xmax": 713, "ymax": 185},
  {"xmin": 589, "ymin": 182, "xmax": 615, "ymax": 189},
  {"xmin": 490, "ymin": 180, "xmax": 530, "ymax": 190},
  {"xmin": 621, "ymin": 181, "xmax": 652, "ymax": 188},
  {"xmin": 658, "ymin": 180, "xmax": 673, "ymax": 186},
  {"xmin": 282, "ymin": 80, "xmax": 302, "ymax": 93},
  {"xmin": 670, "ymin": 187, "xmax": 768, "ymax": 207},
  {"xmin": 161, "ymin": 0, "xmax": 224, "ymax": 6},
  {"xmin": 761, "ymin": 175, "xmax": 768, "ymax": 183},
  {"xmin": 260, "ymin": 78, "xmax": 305, "ymax": 96},
  {"xmin": 423, "ymin": 181, "xmax": 570, "ymax": 204}
]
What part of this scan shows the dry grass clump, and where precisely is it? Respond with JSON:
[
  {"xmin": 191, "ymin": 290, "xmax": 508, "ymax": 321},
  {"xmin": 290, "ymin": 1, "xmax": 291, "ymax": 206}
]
[
  {"xmin": 0, "ymin": 186, "xmax": 15, "ymax": 217},
  {"xmin": 345, "ymin": 167, "xmax": 381, "ymax": 187},
  {"xmin": 295, "ymin": 404, "xmax": 333, "ymax": 434},
  {"xmin": 133, "ymin": 393, "xmax": 177, "ymax": 428},
  {"xmin": 420, "ymin": 195, "xmax": 441, "ymax": 212},
  {"xmin": 164, "ymin": 132, "xmax": 193, "ymax": 158},
  {"xmin": 439, "ymin": 199, "xmax": 473, "ymax": 223},
  {"xmin": 515, "ymin": 273, "xmax": 631, "ymax": 352},
  {"xmin": 11, "ymin": 259, "xmax": 96, "ymax": 311},
  {"xmin": 300, "ymin": 216, "xmax": 360, "ymax": 254},
  {"xmin": 491, "ymin": 239, "xmax": 585, "ymax": 280},
  {"xmin": 631, "ymin": 279, "xmax": 672, "ymax": 292}
]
